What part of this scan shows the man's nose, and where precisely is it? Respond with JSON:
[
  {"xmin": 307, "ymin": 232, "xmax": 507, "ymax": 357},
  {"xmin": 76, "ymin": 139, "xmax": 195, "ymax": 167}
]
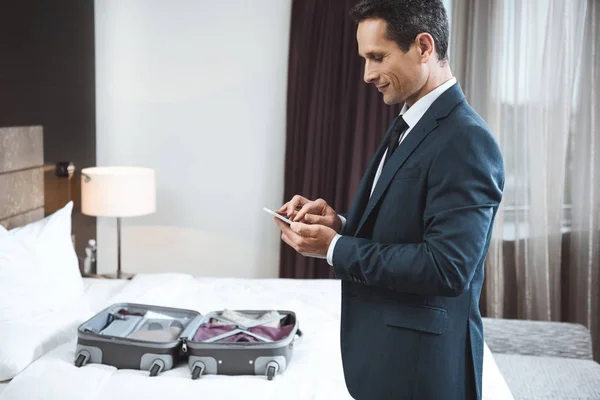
[{"xmin": 363, "ymin": 62, "xmax": 377, "ymax": 83}]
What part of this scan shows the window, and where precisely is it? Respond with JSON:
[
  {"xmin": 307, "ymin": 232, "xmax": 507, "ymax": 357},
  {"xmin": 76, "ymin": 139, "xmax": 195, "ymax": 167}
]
[{"xmin": 491, "ymin": 0, "xmax": 576, "ymax": 239}]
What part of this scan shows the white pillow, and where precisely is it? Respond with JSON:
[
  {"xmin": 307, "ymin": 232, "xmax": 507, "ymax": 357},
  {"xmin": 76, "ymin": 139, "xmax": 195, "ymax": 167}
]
[
  {"xmin": 9, "ymin": 201, "xmax": 84, "ymax": 309},
  {"xmin": 0, "ymin": 234, "xmax": 53, "ymax": 320},
  {"xmin": 0, "ymin": 201, "xmax": 88, "ymax": 380}
]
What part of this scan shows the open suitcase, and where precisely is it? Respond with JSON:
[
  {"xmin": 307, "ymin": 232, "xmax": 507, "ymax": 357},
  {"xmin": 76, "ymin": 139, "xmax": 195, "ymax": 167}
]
[{"xmin": 74, "ymin": 302, "xmax": 301, "ymax": 380}]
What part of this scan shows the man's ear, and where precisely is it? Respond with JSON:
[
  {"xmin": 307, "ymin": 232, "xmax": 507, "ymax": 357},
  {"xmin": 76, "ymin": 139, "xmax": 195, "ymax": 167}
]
[{"xmin": 415, "ymin": 32, "xmax": 435, "ymax": 62}]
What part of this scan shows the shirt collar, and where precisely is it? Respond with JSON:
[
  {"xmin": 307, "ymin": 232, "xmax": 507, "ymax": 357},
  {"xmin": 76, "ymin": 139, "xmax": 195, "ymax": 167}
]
[{"xmin": 400, "ymin": 77, "xmax": 457, "ymax": 128}]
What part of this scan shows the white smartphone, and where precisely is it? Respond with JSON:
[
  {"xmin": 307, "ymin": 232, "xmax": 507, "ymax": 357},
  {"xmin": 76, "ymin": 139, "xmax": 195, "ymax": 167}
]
[{"xmin": 263, "ymin": 207, "xmax": 293, "ymax": 225}]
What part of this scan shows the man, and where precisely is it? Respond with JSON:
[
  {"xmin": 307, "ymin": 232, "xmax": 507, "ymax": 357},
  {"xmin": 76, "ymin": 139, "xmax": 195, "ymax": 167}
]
[{"xmin": 273, "ymin": 0, "xmax": 504, "ymax": 399}]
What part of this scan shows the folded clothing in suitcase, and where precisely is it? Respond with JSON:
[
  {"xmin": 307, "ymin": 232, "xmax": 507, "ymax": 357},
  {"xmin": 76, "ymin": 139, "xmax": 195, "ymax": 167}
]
[{"xmin": 74, "ymin": 303, "xmax": 300, "ymax": 380}]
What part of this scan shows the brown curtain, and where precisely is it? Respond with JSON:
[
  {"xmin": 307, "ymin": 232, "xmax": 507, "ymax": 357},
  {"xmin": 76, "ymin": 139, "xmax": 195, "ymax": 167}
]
[{"xmin": 279, "ymin": 0, "xmax": 402, "ymax": 279}]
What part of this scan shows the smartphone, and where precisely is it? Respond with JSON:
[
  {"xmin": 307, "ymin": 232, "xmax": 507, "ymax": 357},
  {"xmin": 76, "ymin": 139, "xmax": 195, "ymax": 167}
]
[{"xmin": 263, "ymin": 207, "xmax": 293, "ymax": 225}]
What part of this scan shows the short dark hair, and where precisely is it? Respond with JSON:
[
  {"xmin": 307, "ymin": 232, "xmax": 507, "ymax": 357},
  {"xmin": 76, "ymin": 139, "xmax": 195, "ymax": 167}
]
[{"xmin": 350, "ymin": 0, "xmax": 450, "ymax": 61}]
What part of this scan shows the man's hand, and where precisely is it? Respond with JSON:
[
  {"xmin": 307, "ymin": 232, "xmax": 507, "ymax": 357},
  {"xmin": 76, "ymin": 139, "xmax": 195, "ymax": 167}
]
[
  {"xmin": 274, "ymin": 218, "xmax": 337, "ymax": 258},
  {"xmin": 278, "ymin": 195, "xmax": 342, "ymax": 233}
]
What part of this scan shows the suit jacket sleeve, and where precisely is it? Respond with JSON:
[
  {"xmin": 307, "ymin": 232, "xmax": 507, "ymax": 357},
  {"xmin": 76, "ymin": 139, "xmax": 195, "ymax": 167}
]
[{"xmin": 331, "ymin": 127, "xmax": 504, "ymax": 297}]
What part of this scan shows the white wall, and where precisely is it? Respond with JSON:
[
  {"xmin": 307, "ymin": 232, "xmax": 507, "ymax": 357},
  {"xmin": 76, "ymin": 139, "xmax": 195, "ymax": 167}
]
[{"xmin": 94, "ymin": 0, "xmax": 292, "ymax": 278}]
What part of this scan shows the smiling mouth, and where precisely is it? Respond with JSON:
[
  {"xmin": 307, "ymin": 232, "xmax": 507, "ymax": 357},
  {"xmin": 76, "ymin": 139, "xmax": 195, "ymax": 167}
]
[{"xmin": 377, "ymin": 83, "xmax": 389, "ymax": 92}]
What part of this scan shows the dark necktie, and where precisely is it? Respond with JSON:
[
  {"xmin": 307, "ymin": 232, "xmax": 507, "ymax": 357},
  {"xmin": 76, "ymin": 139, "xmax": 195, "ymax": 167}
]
[{"xmin": 384, "ymin": 115, "xmax": 408, "ymax": 165}]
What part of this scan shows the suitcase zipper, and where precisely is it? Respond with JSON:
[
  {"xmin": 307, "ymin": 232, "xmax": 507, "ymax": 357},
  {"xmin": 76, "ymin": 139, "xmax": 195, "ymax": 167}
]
[{"xmin": 181, "ymin": 337, "xmax": 188, "ymax": 353}]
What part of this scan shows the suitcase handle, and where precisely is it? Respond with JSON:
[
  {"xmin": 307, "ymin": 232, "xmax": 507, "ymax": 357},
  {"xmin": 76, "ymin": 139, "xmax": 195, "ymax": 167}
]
[{"xmin": 293, "ymin": 328, "xmax": 303, "ymax": 344}]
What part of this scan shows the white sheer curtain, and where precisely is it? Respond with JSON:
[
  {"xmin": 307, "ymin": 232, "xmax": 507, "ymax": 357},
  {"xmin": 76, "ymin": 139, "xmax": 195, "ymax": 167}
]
[
  {"xmin": 568, "ymin": 0, "xmax": 600, "ymax": 361},
  {"xmin": 450, "ymin": 0, "xmax": 600, "ymax": 360}
]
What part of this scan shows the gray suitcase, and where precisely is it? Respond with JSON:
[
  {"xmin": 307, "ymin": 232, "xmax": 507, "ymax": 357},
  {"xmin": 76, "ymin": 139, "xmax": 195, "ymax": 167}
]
[
  {"xmin": 186, "ymin": 309, "xmax": 300, "ymax": 380},
  {"xmin": 74, "ymin": 303, "xmax": 301, "ymax": 380},
  {"xmin": 74, "ymin": 303, "xmax": 202, "ymax": 376}
]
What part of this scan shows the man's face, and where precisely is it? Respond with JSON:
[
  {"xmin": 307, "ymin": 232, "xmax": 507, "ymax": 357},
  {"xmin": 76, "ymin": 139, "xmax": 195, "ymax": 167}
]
[{"xmin": 357, "ymin": 18, "xmax": 426, "ymax": 106}]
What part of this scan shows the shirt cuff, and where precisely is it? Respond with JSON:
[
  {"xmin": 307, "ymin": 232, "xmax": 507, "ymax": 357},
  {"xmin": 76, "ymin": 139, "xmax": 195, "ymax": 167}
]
[
  {"xmin": 327, "ymin": 234, "xmax": 342, "ymax": 266},
  {"xmin": 338, "ymin": 215, "xmax": 347, "ymax": 232}
]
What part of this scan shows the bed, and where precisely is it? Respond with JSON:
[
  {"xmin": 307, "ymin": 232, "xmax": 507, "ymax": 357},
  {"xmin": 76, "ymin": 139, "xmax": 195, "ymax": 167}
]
[
  {"xmin": 0, "ymin": 126, "xmax": 517, "ymax": 399},
  {"xmin": 0, "ymin": 275, "xmax": 518, "ymax": 400}
]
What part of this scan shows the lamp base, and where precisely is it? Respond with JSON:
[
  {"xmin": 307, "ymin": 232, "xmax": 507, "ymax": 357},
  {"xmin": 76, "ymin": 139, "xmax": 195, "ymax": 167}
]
[
  {"xmin": 84, "ymin": 272, "xmax": 135, "ymax": 280},
  {"xmin": 103, "ymin": 272, "xmax": 135, "ymax": 280}
]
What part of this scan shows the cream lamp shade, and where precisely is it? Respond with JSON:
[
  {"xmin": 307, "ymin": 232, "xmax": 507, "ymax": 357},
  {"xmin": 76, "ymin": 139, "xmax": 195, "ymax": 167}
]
[
  {"xmin": 81, "ymin": 166, "xmax": 156, "ymax": 217},
  {"xmin": 80, "ymin": 166, "xmax": 156, "ymax": 279}
]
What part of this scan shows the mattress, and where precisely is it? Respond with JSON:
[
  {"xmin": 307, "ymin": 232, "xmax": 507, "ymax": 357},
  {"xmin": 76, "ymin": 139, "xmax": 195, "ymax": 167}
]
[{"xmin": 0, "ymin": 274, "xmax": 514, "ymax": 400}]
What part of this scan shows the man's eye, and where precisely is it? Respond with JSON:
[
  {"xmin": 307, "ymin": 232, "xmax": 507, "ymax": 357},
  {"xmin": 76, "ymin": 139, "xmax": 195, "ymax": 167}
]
[{"xmin": 372, "ymin": 56, "xmax": 383, "ymax": 62}]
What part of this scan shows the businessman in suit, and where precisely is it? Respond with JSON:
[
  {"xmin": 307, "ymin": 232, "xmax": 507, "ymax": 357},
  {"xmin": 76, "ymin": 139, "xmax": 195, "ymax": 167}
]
[{"xmin": 273, "ymin": 0, "xmax": 504, "ymax": 399}]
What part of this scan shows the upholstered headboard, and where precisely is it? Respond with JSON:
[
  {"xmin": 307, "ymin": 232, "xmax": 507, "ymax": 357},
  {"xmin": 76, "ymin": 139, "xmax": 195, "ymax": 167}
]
[{"xmin": 0, "ymin": 126, "xmax": 45, "ymax": 229}]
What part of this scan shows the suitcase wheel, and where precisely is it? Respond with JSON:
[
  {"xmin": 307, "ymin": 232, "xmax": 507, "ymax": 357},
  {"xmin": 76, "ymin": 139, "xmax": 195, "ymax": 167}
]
[
  {"xmin": 265, "ymin": 361, "xmax": 279, "ymax": 381},
  {"xmin": 191, "ymin": 362, "xmax": 205, "ymax": 380},
  {"xmin": 149, "ymin": 359, "xmax": 165, "ymax": 377},
  {"xmin": 74, "ymin": 351, "xmax": 89, "ymax": 368}
]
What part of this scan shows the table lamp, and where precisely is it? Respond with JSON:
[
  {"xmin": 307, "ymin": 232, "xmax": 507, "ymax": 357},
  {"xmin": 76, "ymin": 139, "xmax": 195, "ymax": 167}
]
[{"xmin": 81, "ymin": 166, "xmax": 156, "ymax": 279}]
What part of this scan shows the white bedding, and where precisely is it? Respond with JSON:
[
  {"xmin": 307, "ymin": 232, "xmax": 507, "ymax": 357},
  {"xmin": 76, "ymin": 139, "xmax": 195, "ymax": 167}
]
[
  {"xmin": 0, "ymin": 278, "xmax": 127, "ymax": 397},
  {"xmin": 0, "ymin": 274, "xmax": 513, "ymax": 400}
]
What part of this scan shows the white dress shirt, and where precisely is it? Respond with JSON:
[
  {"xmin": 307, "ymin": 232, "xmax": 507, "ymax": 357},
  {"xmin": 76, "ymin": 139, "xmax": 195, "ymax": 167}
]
[{"xmin": 326, "ymin": 77, "xmax": 457, "ymax": 266}]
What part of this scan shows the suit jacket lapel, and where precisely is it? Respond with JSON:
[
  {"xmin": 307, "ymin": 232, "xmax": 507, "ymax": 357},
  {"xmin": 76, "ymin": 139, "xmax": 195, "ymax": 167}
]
[
  {"xmin": 343, "ymin": 118, "xmax": 398, "ymax": 234},
  {"xmin": 354, "ymin": 115, "xmax": 438, "ymax": 235},
  {"xmin": 353, "ymin": 82, "xmax": 467, "ymax": 236}
]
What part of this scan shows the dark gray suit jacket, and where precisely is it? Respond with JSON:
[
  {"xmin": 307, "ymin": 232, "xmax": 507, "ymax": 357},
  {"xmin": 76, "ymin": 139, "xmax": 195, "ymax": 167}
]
[{"xmin": 331, "ymin": 83, "xmax": 504, "ymax": 400}]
